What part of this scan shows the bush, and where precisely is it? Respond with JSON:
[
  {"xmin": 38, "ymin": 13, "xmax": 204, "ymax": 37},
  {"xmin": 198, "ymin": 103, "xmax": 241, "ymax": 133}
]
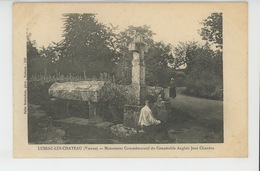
[
  {"xmin": 183, "ymin": 47, "xmax": 223, "ymax": 100},
  {"xmin": 184, "ymin": 71, "xmax": 223, "ymax": 100},
  {"xmin": 172, "ymin": 70, "xmax": 186, "ymax": 87},
  {"xmin": 108, "ymin": 84, "xmax": 128, "ymax": 123},
  {"xmin": 28, "ymin": 81, "xmax": 54, "ymax": 105}
]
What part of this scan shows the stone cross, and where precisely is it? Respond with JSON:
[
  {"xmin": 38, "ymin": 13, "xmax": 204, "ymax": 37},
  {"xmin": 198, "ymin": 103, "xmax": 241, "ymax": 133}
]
[{"xmin": 128, "ymin": 35, "xmax": 148, "ymax": 105}]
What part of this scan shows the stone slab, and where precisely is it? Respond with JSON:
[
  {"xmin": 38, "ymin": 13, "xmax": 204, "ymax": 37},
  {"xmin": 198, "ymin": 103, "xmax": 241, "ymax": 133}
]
[{"xmin": 49, "ymin": 81, "xmax": 114, "ymax": 102}]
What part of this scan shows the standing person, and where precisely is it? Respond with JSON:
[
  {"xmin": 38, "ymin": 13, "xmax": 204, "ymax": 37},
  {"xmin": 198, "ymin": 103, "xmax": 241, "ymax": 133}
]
[{"xmin": 169, "ymin": 78, "xmax": 177, "ymax": 98}]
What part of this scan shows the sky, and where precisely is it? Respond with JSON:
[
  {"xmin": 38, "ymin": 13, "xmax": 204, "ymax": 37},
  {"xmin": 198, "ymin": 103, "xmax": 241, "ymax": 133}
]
[{"xmin": 26, "ymin": 3, "xmax": 218, "ymax": 48}]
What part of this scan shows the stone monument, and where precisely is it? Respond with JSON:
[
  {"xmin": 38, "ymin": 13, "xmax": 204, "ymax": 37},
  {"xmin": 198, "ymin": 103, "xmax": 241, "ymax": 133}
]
[
  {"xmin": 123, "ymin": 36, "xmax": 149, "ymax": 128},
  {"xmin": 122, "ymin": 35, "xmax": 171, "ymax": 129},
  {"xmin": 128, "ymin": 35, "xmax": 148, "ymax": 105},
  {"xmin": 48, "ymin": 81, "xmax": 115, "ymax": 121}
]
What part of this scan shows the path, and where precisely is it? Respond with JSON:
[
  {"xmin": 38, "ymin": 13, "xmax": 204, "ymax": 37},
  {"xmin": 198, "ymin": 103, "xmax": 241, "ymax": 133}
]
[
  {"xmin": 165, "ymin": 87, "xmax": 223, "ymax": 143},
  {"xmin": 169, "ymin": 87, "xmax": 223, "ymax": 121}
]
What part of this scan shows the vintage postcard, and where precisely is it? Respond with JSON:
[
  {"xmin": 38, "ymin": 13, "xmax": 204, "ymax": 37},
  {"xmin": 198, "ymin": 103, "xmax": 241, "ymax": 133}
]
[{"xmin": 13, "ymin": 2, "xmax": 248, "ymax": 158}]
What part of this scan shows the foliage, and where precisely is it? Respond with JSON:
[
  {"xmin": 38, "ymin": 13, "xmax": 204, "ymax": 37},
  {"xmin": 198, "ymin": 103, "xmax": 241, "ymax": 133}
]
[
  {"xmin": 114, "ymin": 25, "xmax": 155, "ymax": 85},
  {"xmin": 28, "ymin": 81, "xmax": 54, "ymax": 106},
  {"xmin": 199, "ymin": 13, "xmax": 223, "ymax": 50},
  {"xmin": 27, "ymin": 14, "xmax": 118, "ymax": 78},
  {"xmin": 28, "ymin": 104, "xmax": 53, "ymax": 143},
  {"xmin": 114, "ymin": 25, "xmax": 174, "ymax": 87},
  {"xmin": 27, "ymin": 12, "xmax": 223, "ymax": 100},
  {"xmin": 172, "ymin": 70, "xmax": 186, "ymax": 87},
  {"xmin": 28, "ymin": 22, "xmax": 176, "ymax": 88},
  {"xmin": 27, "ymin": 32, "xmax": 39, "ymax": 61},
  {"xmin": 172, "ymin": 41, "xmax": 202, "ymax": 70},
  {"xmin": 113, "ymin": 54, "xmax": 132, "ymax": 85},
  {"xmin": 29, "ymin": 72, "xmax": 114, "ymax": 83},
  {"xmin": 171, "ymin": 13, "xmax": 223, "ymax": 100},
  {"xmin": 27, "ymin": 32, "xmax": 49, "ymax": 77},
  {"xmin": 60, "ymin": 13, "xmax": 117, "ymax": 77},
  {"xmin": 146, "ymin": 42, "xmax": 174, "ymax": 87},
  {"xmin": 38, "ymin": 41, "xmax": 65, "ymax": 76},
  {"xmin": 183, "ymin": 45, "xmax": 223, "ymax": 100},
  {"xmin": 108, "ymin": 84, "xmax": 128, "ymax": 123},
  {"xmin": 118, "ymin": 25, "xmax": 155, "ymax": 47}
]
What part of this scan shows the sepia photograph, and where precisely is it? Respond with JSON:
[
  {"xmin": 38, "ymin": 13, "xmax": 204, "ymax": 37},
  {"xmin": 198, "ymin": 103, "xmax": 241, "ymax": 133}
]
[{"xmin": 13, "ymin": 2, "xmax": 247, "ymax": 157}]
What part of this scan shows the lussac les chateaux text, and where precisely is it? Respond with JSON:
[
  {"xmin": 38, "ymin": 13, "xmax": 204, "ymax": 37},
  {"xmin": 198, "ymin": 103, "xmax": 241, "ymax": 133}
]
[{"xmin": 37, "ymin": 146, "xmax": 214, "ymax": 151}]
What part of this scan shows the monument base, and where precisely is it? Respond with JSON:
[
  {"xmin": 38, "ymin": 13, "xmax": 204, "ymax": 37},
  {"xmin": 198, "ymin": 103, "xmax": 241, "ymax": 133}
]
[{"xmin": 123, "ymin": 105, "xmax": 142, "ymax": 128}]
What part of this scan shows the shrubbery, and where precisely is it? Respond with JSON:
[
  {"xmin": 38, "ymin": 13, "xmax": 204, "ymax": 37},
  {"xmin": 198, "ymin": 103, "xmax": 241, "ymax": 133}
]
[
  {"xmin": 28, "ymin": 81, "xmax": 54, "ymax": 105},
  {"xmin": 185, "ymin": 81, "xmax": 223, "ymax": 100},
  {"xmin": 183, "ymin": 47, "xmax": 223, "ymax": 100}
]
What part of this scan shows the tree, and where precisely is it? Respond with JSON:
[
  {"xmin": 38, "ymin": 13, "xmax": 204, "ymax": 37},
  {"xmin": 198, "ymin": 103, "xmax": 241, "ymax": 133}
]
[
  {"xmin": 172, "ymin": 41, "xmax": 202, "ymax": 70},
  {"xmin": 27, "ymin": 32, "xmax": 39, "ymax": 61},
  {"xmin": 173, "ymin": 41, "xmax": 223, "ymax": 99},
  {"xmin": 199, "ymin": 13, "xmax": 223, "ymax": 50},
  {"xmin": 170, "ymin": 13, "xmax": 223, "ymax": 99},
  {"xmin": 114, "ymin": 25, "xmax": 174, "ymax": 87},
  {"xmin": 27, "ymin": 32, "xmax": 48, "ymax": 77},
  {"xmin": 184, "ymin": 45, "xmax": 223, "ymax": 99},
  {"xmin": 114, "ymin": 25, "xmax": 156, "ymax": 85},
  {"xmin": 145, "ymin": 42, "xmax": 173, "ymax": 87},
  {"xmin": 118, "ymin": 25, "xmax": 155, "ymax": 48},
  {"xmin": 39, "ymin": 42, "xmax": 63, "ymax": 76},
  {"xmin": 60, "ymin": 13, "xmax": 117, "ymax": 77}
]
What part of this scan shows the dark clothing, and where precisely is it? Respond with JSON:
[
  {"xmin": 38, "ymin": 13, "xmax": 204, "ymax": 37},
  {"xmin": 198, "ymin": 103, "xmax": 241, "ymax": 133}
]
[
  {"xmin": 169, "ymin": 80, "xmax": 177, "ymax": 98},
  {"xmin": 170, "ymin": 87, "xmax": 176, "ymax": 98}
]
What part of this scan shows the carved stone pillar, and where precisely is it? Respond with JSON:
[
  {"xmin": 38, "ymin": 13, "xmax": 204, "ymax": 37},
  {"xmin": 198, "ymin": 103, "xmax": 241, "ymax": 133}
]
[{"xmin": 128, "ymin": 36, "xmax": 148, "ymax": 105}]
